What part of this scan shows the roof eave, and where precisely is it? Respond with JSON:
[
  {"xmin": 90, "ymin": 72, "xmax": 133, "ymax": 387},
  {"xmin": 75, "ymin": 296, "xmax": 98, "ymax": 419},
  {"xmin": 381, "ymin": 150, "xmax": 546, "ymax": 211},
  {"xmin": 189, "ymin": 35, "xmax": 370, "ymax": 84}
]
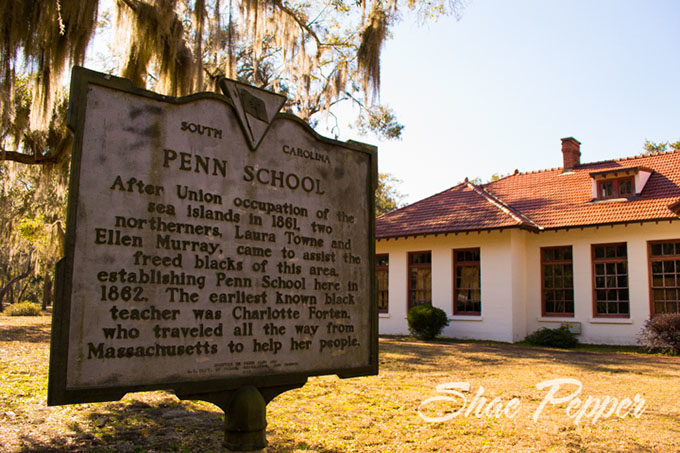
[
  {"xmin": 375, "ymin": 223, "xmax": 540, "ymax": 241},
  {"xmin": 376, "ymin": 216, "xmax": 680, "ymax": 241},
  {"xmin": 540, "ymin": 216, "xmax": 679, "ymax": 232}
]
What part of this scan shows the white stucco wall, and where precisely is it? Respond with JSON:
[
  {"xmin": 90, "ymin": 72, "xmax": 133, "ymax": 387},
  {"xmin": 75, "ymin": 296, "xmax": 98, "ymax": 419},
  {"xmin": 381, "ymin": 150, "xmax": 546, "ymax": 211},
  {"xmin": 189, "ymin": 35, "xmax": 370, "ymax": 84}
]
[
  {"xmin": 525, "ymin": 222, "xmax": 680, "ymax": 345},
  {"xmin": 510, "ymin": 229, "xmax": 528, "ymax": 341},
  {"xmin": 376, "ymin": 220, "xmax": 680, "ymax": 345},
  {"xmin": 376, "ymin": 230, "xmax": 518, "ymax": 342}
]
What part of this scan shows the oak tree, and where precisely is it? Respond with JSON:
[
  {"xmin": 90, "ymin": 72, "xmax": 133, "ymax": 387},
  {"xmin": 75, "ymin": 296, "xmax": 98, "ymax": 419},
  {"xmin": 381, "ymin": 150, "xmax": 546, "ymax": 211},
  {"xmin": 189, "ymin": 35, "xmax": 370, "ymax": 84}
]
[{"xmin": 1, "ymin": 0, "xmax": 463, "ymax": 307}]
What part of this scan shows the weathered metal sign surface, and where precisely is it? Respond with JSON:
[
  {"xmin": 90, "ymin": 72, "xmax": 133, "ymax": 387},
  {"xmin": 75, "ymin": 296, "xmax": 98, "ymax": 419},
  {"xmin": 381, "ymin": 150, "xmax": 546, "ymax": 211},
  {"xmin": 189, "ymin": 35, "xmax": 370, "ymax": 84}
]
[{"xmin": 48, "ymin": 67, "xmax": 377, "ymax": 404}]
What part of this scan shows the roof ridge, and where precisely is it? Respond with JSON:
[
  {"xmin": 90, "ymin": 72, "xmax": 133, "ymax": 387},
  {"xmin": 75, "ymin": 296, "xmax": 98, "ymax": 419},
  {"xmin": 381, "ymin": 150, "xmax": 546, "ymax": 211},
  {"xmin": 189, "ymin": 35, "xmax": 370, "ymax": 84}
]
[
  {"xmin": 491, "ymin": 170, "xmax": 519, "ymax": 183},
  {"xmin": 509, "ymin": 166, "xmax": 562, "ymax": 177},
  {"xmin": 571, "ymin": 149, "xmax": 680, "ymax": 169},
  {"xmin": 466, "ymin": 182, "xmax": 542, "ymax": 231},
  {"xmin": 501, "ymin": 149, "xmax": 680, "ymax": 179}
]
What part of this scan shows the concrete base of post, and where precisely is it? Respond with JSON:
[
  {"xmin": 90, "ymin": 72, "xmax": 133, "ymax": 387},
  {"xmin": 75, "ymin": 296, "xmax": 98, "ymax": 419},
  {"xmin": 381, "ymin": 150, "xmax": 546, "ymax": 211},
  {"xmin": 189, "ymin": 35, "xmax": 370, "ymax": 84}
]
[
  {"xmin": 176, "ymin": 380, "xmax": 306, "ymax": 451},
  {"xmin": 224, "ymin": 386, "xmax": 267, "ymax": 451}
]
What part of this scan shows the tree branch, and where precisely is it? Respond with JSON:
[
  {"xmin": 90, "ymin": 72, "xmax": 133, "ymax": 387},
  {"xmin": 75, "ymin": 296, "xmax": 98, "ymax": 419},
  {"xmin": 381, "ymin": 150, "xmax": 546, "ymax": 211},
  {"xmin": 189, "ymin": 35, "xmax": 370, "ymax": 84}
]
[
  {"xmin": 0, "ymin": 251, "xmax": 32, "ymax": 307},
  {"xmin": 270, "ymin": 0, "xmax": 323, "ymax": 49},
  {"xmin": 117, "ymin": 0, "xmax": 139, "ymax": 12},
  {"xmin": 0, "ymin": 149, "xmax": 60, "ymax": 165}
]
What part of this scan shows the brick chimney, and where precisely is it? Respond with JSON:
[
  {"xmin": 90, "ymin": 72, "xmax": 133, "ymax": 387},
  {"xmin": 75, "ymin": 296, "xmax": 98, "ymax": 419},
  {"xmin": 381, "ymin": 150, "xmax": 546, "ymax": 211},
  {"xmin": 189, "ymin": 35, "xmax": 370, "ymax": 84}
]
[{"xmin": 561, "ymin": 137, "xmax": 581, "ymax": 171}]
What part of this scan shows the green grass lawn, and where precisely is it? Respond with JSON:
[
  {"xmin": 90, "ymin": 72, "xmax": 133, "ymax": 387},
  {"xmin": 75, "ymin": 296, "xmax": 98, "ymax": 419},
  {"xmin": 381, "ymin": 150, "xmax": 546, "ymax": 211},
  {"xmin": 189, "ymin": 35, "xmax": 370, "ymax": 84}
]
[{"xmin": 1, "ymin": 314, "xmax": 679, "ymax": 452}]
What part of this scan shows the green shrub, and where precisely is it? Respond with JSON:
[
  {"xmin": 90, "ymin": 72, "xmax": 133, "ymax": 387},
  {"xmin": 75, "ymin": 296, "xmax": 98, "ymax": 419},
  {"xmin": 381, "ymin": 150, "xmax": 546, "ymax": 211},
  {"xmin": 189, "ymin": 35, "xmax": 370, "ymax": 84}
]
[
  {"xmin": 3, "ymin": 301, "xmax": 42, "ymax": 316},
  {"xmin": 524, "ymin": 326, "xmax": 578, "ymax": 348},
  {"xmin": 639, "ymin": 314, "xmax": 680, "ymax": 354},
  {"xmin": 407, "ymin": 304, "xmax": 449, "ymax": 341}
]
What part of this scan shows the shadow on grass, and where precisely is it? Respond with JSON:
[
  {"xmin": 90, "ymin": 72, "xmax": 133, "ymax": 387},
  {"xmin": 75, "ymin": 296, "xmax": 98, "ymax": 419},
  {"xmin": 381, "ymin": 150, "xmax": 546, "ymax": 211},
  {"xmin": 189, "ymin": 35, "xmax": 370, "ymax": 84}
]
[
  {"xmin": 18, "ymin": 398, "xmax": 225, "ymax": 452},
  {"xmin": 0, "ymin": 324, "xmax": 51, "ymax": 343},
  {"xmin": 15, "ymin": 395, "xmax": 341, "ymax": 452},
  {"xmin": 379, "ymin": 337, "xmax": 680, "ymax": 378}
]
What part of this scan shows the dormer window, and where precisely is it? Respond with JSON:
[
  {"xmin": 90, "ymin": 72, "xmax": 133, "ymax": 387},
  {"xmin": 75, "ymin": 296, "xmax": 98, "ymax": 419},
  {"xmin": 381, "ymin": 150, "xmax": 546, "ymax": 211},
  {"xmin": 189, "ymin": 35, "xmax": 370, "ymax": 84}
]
[
  {"xmin": 598, "ymin": 177, "xmax": 634, "ymax": 199},
  {"xmin": 619, "ymin": 179, "xmax": 633, "ymax": 195},
  {"xmin": 590, "ymin": 166, "xmax": 652, "ymax": 201}
]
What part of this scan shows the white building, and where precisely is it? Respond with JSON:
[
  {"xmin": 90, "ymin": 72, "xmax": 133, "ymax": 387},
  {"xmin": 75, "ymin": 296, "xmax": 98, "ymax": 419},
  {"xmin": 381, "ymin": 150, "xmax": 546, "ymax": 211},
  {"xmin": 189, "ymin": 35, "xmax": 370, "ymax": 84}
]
[{"xmin": 376, "ymin": 138, "xmax": 680, "ymax": 344}]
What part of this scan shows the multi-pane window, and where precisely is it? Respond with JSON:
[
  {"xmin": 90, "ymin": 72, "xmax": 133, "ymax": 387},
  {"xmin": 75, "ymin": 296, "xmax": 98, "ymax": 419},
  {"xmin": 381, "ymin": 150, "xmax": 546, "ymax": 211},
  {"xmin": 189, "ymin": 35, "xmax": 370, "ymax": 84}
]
[
  {"xmin": 541, "ymin": 246, "xmax": 574, "ymax": 316},
  {"xmin": 453, "ymin": 248, "xmax": 481, "ymax": 315},
  {"xmin": 376, "ymin": 254, "xmax": 389, "ymax": 313},
  {"xmin": 619, "ymin": 179, "xmax": 633, "ymax": 195},
  {"xmin": 592, "ymin": 243, "xmax": 629, "ymax": 317},
  {"xmin": 598, "ymin": 177, "xmax": 634, "ymax": 199},
  {"xmin": 649, "ymin": 240, "xmax": 680, "ymax": 314},
  {"xmin": 408, "ymin": 251, "xmax": 431, "ymax": 309},
  {"xmin": 600, "ymin": 181, "xmax": 614, "ymax": 198}
]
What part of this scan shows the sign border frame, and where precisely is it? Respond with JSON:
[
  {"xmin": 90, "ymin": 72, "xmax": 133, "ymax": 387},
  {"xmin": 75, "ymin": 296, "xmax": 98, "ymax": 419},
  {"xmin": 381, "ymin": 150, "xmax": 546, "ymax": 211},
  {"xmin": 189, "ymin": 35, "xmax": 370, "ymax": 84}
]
[{"xmin": 48, "ymin": 67, "xmax": 378, "ymax": 406}]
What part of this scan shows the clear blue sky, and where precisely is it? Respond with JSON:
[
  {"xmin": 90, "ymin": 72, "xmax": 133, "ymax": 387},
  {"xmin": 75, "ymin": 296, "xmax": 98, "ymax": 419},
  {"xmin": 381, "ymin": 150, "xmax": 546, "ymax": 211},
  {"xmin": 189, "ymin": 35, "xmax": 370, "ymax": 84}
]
[{"xmin": 335, "ymin": 0, "xmax": 680, "ymax": 205}]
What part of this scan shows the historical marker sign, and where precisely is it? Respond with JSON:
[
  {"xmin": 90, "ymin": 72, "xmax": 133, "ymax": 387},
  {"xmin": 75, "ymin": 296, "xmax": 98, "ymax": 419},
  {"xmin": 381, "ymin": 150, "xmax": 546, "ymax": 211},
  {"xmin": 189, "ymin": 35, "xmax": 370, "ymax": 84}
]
[{"xmin": 48, "ymin": 67, "xmax": 377, "ymax": 405}]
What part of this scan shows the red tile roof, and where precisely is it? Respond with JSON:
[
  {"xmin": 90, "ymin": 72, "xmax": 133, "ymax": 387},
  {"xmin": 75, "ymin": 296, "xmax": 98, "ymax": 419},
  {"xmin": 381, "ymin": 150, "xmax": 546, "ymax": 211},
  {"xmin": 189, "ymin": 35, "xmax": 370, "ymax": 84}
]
[{"xmin": 376, "ymin": 150, "xmax": 680, "ymax": 239}]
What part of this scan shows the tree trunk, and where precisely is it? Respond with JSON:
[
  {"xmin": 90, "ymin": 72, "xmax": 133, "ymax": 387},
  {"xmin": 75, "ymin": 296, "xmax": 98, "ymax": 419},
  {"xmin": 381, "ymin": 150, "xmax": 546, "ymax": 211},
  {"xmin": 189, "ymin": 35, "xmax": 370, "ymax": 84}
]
[
  {"xmin": 0, "ymin": 255, "xmax": 32, "ymax": 311},
  {"xmin": 42, "ymin": 272, "xmax": 53, "ymax": 310},
  {"xmin": 17, "ymin": 278, "xmax": 30, "ymax": 303}
]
